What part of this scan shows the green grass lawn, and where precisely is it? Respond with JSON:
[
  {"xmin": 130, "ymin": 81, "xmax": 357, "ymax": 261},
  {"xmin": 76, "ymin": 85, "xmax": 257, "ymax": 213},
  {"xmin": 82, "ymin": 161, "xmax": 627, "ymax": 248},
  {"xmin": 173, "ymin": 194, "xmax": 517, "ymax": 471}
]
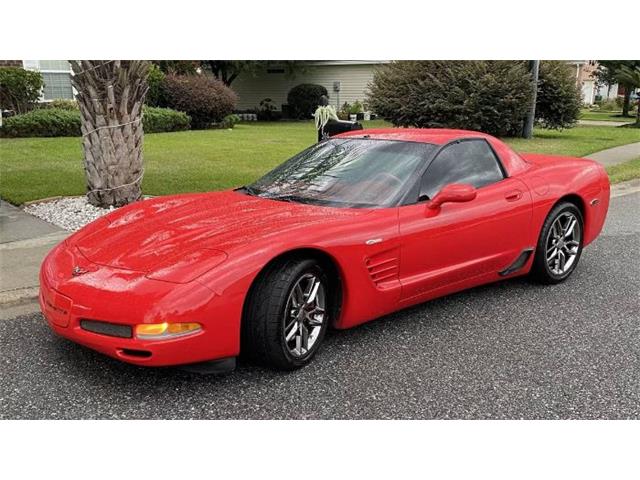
[
  {"xmin": 606, "ymin": 157, "xmax": 640, "ymax": 184},
  {"xmin": 579, "ymin": 109, "xmax": 636, "ymax": 123},
  {"xmin": 1, "ymin": 121, "xmax": 640, "ymax": 205}
]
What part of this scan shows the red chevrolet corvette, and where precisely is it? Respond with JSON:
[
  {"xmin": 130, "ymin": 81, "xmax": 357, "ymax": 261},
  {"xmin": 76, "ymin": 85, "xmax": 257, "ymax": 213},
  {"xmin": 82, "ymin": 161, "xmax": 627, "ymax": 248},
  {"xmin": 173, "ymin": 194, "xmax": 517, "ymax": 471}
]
[{"xmin": 40, "ymin": 128, "xmax": 610, "ymax": 372}]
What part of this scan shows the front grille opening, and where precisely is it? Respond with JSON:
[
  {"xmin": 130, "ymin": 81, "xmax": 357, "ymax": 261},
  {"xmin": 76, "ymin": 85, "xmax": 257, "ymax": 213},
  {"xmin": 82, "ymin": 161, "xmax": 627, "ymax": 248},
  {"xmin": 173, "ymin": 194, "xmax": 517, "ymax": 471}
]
[
  {"xmin": 119, "ymin": 348, "xmax": 152, "ymax": 358},
  {"xmin": 80, "ymin": 319, "xmax": 132, "ymax": 338}
]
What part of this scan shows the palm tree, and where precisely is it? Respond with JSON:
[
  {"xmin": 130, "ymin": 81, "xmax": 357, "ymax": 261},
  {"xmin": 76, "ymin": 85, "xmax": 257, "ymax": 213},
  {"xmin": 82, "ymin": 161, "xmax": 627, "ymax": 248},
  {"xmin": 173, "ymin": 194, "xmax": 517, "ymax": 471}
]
[
  {"xmin": 616, "ymin": 66, "xmax": 640, "ymax": 126},
  {"xmin": 616, "ymin": 65, "xmax": 640, "ymax": 127},
  {"xmin": 69, "ymin": 60, "xmax": 151, "ymax": 207}
]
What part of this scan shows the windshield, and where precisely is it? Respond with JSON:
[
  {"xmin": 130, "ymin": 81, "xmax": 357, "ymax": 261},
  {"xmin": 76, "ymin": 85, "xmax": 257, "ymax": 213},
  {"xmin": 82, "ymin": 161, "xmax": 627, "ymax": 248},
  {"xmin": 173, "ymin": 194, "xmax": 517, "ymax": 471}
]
[{"xmin": 246, "ymin": 138, "xmax": 436, "ymax": 208}]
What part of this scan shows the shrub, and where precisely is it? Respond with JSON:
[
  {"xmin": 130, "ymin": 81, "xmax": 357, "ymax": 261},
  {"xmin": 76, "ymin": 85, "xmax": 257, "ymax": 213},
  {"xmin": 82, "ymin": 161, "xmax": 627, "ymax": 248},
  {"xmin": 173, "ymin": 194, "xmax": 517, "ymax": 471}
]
[
  {"xmin": 219, "ymin": 113, "xmax": 240, "ymax": 129},
  {"xmin": 47, "ymin": 99, "xmax": 78, "ymax": 110},
  {"xmin": 0, "ymin": 67, "xmax": 44, "ymax": 113},
  {"xmin": 596, "ymin": 99, "xmax": 622, "ymax": 112},
  {"xmin": 350, "ymin": 100, "xmax": 364, "ymax": 114},
  {"xmin": 0, "ymin": 106, "xmax": 190, "ymax": 137},
  {"xmin": 0, "ymin": 108, "xmax": 80, "ymax": 137},
  {"xmin": 367, "ymin": 61, "xmax": 534, "ymax": 136},
  {"xmin": 535, "ymin": 61, "xmax": 582, "ymax": 129},
  {"xmin": 338, "ymin": 102, "xmax": 352, "ymax": 120},
  {"xmin": 146, "ymin": 64, "xmax": 166, "ymax": 107},
  {"xmin": 287, "ymin": 83, "xmax": 328, "ymax": 119},
  {"xmin": 258, "ymin": 97, "xmax": 278, "ymax": 120},
  {"xmin": 162, "ymin": 74, "xmax": 237, "ymax": 129},
  {"xmin": 142, "ymin": 106, "xmax": 190, "ymax": 133}
]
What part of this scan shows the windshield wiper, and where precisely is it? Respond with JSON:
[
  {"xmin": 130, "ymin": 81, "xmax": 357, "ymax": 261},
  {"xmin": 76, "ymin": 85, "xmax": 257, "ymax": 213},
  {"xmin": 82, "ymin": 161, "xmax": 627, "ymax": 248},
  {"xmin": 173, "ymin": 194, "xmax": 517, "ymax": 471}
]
[
  {"xmin": 269, "ymin": 194, "xmax": 313, "ymax": 204},
  {"xmin": 237, "ymin": 185, "xmax": 261, "ymax": 197}
]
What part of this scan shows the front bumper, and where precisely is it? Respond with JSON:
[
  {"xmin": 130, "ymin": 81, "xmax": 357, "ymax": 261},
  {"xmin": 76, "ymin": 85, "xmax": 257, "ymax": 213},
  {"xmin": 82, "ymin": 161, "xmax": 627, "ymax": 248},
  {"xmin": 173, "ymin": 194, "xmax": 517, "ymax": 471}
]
[{"xmin": 39, "ymin": 242, "xmax": 242, "ymax": 367}]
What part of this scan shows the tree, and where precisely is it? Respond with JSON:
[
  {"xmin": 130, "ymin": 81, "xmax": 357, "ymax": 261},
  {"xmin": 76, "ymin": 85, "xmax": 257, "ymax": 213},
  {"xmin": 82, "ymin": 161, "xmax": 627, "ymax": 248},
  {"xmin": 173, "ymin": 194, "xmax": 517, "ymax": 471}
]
[
  {"xmin": 153, "ymin": 60, "xmax": 200, "ymax": 75},
  {"xmin": 69, "ymin": 60, "xmax": 151, "ymax": 208},
  {"xmin": 596, "ymin": 60, "xmax": 640, "ymax": 116},
  {"xmin": 367, "ymin": 61, "xmax": 533, "ymax": 137},
  {"xmin": 0, "ymin": 67, "xmax": 44, "ymax": 113},
  {"xmin": 203, "ymin": 61, "xmax": 301, "ymax": 86},
  {"xmin": 616, "ymin": 65, "xmax": 640, "ymax": 126},
  {"xmin": 535, "ymin": 61, "xmax": 582, "ymax": 130}
]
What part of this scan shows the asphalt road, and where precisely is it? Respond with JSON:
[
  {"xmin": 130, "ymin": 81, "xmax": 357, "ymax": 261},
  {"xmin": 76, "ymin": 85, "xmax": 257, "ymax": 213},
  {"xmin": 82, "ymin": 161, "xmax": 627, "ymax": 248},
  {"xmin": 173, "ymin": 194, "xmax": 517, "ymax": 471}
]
[{"xmin": 1, "ymin": 192, "xmax": 638, "ymax": 419}]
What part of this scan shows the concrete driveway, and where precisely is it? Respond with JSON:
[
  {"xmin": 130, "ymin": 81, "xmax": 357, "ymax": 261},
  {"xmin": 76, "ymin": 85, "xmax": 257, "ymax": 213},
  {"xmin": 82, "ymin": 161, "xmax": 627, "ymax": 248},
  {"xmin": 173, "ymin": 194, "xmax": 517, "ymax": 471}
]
[{"xmin": 0, "ymin": 190, "xmax": 638, "ymax": 419}]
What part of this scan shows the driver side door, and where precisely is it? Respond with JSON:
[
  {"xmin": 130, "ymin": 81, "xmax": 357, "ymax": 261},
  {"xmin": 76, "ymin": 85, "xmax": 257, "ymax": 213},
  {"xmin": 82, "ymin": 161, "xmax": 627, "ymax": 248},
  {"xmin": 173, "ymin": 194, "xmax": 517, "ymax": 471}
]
[{"xmin": 398, "ymin": 139, "xmax": 532, "ymax": 304}]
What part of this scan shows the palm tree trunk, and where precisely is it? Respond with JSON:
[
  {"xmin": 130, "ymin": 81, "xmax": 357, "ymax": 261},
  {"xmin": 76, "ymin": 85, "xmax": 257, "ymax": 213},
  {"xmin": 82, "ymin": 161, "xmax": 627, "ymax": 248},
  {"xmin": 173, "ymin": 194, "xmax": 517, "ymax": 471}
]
[
  {"xmin": 69, "ymin": 60, "xmax": 150, "ymax": 207},
  {"xmin": 622, "ymin": 87, "xmax": 632, "ymax": 117}
]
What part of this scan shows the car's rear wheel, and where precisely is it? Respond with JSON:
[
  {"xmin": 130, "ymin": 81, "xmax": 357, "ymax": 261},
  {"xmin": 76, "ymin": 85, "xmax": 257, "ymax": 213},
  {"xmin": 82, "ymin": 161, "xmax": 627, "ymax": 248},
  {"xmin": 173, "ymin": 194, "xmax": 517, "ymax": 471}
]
[
  {"xmin": 242, "ymin": 257, "xmax": 331, "ymax": 370},
  {"xmin": 531, "ymin": 201, "xmax": 584, "ymax": 284}
]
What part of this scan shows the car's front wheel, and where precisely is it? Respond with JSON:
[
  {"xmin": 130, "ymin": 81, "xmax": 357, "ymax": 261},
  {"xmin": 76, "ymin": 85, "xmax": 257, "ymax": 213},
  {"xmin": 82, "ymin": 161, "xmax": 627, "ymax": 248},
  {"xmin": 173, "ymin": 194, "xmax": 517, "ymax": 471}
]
[
  {"xmin": 242, "ymin": 257, "xmax": 331, "ymax": 370},
  {"xmin": 531, "ymin": 201, "xmax": 584, "ymax": 284}
]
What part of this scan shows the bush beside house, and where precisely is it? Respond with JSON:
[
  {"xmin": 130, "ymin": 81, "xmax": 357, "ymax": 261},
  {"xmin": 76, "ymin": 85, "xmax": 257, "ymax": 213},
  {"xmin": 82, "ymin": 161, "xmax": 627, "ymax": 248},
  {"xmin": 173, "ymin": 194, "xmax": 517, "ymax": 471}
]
[
  {"xmin": 141, "ymin": 107, "xmax": 191, "ymax": 133},
  {"xmin": 1, "ymin": 106, "xmax": 191, "ymax": 137},
  {"xmin": 287, "ymin": 84, "xmax": 328, "ymax": 119},
  {"xmin": 161, "ymin": 74, "xmax": 237, "ymax": 129},
  {"xmin": 367, "ymin": 61, "xmax": 533, "ymax": 137},
  {"xmin": 535, "ymin": 61, "xmax": 582, "ymax": 130},
  {"xmin": 368, "ymin": 60, "xmax": 582, "ymax": 136},
  {"xmin": 0, "ymin": 67, "xmax": 45, "ymax": 114},
  {"xmin": 145, "ymin": 64, "xmax": 167, "ymax": 108},
  {"xmin": 0, "ymin": 108, "xmax": 81, "ymax": 137}
]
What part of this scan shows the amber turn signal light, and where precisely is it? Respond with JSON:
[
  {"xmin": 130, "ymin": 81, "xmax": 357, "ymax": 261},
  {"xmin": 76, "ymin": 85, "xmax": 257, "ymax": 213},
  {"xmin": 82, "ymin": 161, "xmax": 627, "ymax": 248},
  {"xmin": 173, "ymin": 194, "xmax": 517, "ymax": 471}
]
[{"xmin": 135, "ymin": 322, "xmax": 202, "ymax": 340}]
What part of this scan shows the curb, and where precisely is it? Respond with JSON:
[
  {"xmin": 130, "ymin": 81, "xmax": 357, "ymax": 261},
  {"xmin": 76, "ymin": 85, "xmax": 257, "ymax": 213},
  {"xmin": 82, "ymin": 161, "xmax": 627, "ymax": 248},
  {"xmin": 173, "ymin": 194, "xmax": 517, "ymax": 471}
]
[
  {"xmin": 611, "ymin": 179, "xmax": 640, "ymax": 198},
  {"xmin": 21, "ymin": 195, "xmax": 66, "ymax": 207},
  {"xmin": 0, "ymin": 286, "xmax": 39, "ymax": 306}
]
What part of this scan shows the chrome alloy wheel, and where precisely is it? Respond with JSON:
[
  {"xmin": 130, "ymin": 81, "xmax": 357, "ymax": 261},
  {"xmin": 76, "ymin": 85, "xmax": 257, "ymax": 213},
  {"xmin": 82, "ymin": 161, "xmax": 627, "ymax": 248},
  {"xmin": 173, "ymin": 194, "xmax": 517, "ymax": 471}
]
[
  {"xmin": 545, "ymin": 211, "xmax": 581, "ymax": 276},
  {"xmin": 283, "ymin": 273, "xmax": 326, "ymax": 358}
]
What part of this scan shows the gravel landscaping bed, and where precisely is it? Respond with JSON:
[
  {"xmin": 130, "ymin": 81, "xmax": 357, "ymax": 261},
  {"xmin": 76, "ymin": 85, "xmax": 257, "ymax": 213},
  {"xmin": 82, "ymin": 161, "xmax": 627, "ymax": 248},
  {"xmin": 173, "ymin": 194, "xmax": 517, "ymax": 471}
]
[{"xmin": 23, "ymin": 197, "xmax": 115, "ymax": 231}]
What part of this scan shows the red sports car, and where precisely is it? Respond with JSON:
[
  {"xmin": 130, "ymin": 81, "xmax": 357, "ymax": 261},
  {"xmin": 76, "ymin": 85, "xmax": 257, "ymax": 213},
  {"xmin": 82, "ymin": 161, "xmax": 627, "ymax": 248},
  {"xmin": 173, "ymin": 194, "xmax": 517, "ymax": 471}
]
[{"xmin": 40, "ymin": 128, "xmax": 610, "ymax": 372}]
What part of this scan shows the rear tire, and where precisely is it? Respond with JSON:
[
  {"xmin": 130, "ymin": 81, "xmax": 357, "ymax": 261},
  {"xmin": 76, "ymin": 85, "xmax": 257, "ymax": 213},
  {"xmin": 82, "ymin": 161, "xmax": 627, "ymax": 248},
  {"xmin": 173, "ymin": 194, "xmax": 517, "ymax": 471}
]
[
  {"xmin": 530, "ymin": 201, "xmax": 584, "ymax": 284},
  {"xmin": 242, "ymin": 257, "xmax": 331, "ymax": 370}
]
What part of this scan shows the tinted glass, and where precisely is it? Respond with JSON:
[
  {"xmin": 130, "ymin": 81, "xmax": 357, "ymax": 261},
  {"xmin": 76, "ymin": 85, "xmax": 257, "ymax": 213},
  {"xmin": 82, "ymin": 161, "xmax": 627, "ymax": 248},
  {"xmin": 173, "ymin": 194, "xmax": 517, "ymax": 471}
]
[
  {"xmin": 248, "ymin": 139, "xmax": 436, "ymax": 208},
  {"xmin": 419, "ymin": 140, "xmax": 504, "ymax": 200}
]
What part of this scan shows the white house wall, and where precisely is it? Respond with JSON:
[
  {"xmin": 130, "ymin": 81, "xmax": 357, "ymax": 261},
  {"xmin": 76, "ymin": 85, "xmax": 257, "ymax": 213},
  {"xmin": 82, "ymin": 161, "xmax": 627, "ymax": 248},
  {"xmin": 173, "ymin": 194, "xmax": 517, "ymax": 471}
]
[{"xmin": 231, "ymin": 63, "xmax": 381, "ymax": 111}]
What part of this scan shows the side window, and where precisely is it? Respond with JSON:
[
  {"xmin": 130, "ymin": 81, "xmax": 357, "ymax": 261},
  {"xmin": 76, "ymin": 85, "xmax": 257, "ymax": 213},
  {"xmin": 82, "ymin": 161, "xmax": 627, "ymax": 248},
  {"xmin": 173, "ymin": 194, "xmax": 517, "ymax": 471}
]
[{"xmin": 419, "ymin": 140, "xmax": 505, "ymax": 200}]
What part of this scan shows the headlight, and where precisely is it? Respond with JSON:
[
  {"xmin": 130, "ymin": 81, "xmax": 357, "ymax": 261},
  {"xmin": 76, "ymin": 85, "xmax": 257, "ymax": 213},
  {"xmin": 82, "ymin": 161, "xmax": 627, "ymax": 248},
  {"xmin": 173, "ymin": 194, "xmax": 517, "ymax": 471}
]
[{"xmin": 135, "ymin": 322, "xmax": 202, "ymax": 340}]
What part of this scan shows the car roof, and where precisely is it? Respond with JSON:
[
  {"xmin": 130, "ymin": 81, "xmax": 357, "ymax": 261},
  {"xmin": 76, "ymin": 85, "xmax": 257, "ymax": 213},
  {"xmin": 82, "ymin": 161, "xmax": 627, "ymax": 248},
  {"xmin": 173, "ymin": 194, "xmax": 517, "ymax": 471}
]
[{"xmin": 336, "ymin": 128, "xmax": 495, "ymax": 145}]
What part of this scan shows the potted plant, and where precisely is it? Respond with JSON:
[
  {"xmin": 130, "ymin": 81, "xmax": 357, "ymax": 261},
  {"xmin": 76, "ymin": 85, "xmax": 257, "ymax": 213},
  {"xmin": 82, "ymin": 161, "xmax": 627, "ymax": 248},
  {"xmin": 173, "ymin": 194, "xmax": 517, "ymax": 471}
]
[{"xmin": 350, "ymin": 100, "xmax": 364, "ymax": 121}]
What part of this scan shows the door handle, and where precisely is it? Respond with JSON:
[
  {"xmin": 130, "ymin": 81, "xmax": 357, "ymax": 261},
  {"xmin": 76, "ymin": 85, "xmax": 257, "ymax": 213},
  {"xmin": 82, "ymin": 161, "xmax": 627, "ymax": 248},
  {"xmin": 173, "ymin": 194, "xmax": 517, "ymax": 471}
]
[{"xmin": 505, "ymin": 190, "xmax": 522, "ymax": 201}]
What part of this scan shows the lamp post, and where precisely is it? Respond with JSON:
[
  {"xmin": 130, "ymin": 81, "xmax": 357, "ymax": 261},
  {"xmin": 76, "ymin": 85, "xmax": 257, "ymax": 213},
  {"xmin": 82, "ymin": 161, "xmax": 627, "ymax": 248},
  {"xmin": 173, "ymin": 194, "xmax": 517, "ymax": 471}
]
[{"xmin": 523, "ymin": 60, "xmax": 540, "ymax": 139}]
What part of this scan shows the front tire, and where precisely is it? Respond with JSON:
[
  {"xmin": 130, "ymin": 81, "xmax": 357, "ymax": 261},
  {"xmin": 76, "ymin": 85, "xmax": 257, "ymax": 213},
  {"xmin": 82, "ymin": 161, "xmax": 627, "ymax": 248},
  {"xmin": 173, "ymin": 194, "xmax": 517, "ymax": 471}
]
[
  {"xmin": 242, "ymin": 257, "xmax": 330, "ymax": 370},
  {"xmin": 530, "ymin": 202, "xmax": 584, "ymax": 284}
]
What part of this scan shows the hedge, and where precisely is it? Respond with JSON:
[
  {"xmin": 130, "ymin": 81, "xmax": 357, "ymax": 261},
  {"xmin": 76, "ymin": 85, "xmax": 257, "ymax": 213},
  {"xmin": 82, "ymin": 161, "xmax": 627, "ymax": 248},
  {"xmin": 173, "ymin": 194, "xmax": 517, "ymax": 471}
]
[
  {"xmin": 0, "ymin": 106, "xmax": 191, "ymax": 137},
  {"xmin": 0, "ymin": 108, "xmax": 81, "ymax": 137},
  {"xmin": 142, "ymin": 107, "xmax": 191, "ymax": 133}
]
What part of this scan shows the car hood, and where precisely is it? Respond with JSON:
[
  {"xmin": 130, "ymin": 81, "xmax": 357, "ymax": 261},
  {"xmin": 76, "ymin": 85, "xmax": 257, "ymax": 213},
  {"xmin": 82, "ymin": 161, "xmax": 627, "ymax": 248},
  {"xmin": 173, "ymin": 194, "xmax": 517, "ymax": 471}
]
[{"xmin": 72, "ymin": 190, "xmax": 368, "ymax": 273}]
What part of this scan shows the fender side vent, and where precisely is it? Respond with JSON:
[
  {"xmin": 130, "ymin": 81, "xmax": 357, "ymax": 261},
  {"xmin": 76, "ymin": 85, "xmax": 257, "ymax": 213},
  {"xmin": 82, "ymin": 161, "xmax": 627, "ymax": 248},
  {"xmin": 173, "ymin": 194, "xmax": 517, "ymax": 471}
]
[
  {"xmin": 499, "ymin": 248, "xmax": 534, "ymax": 276},
  {"xmin": 365, "ymin": 250, "xmax": 399, "ymax": 287}
]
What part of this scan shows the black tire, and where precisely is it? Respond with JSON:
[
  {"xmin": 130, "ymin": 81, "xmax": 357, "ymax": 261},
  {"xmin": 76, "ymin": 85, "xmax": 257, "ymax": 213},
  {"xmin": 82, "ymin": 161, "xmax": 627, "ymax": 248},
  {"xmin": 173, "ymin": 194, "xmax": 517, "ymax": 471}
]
[
  {"xmin": 242, "ymin": 257, "xmax": 331, "ymax": 370},
  {"xmin": 530, "ymin": 201, "xmax": 584, "ymax": 284}
]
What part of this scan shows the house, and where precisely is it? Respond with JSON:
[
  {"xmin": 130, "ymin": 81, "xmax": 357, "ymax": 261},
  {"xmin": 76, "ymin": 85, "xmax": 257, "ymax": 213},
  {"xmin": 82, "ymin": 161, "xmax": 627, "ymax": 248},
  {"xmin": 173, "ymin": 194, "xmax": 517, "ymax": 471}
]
[
  {"xmin": 2, "ymin": 60, "xmax": 75, "ymax": 102},
  {"xmin": 235, "ymin": 60, "xmax": 619, "ymax": 111},
  {"xmin": 3, "ymin": 60, "xmax": 620, "ymax": 109},
  {"xmin": 231, "ymin": 61, "xmax": 389, "ymax": 112},
  {"xmin": 567, "ymin": 60, "xmax": 619, "ymax": 104}
]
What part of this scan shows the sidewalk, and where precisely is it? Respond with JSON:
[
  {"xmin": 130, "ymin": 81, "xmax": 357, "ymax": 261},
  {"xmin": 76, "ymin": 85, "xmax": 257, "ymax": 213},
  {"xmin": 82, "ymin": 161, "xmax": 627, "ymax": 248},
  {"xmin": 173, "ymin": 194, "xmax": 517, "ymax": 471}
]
[
  {"xmin": 578, "ymin": 119, "xmax": 632, "ymax": 127},
  {"xmin": 583, "ymin": 141, "xmax": 640, "ymax": 167},
  {"xmin": 0, "ymin": 200, "xmax": 69, "ymax": 317}
]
